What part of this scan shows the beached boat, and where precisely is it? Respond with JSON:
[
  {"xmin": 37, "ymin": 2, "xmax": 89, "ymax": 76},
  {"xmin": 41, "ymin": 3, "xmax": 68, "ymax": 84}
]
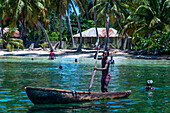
[{"xmin": 25, "ymin": 86, "xmax": 131, "ymax": 104}]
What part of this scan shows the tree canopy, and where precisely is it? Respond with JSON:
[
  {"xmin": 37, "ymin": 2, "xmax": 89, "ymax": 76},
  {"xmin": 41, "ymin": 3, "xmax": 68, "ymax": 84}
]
[{"xmin": 0, "ymin": 0, "xmax": 169, "ymax": 54}]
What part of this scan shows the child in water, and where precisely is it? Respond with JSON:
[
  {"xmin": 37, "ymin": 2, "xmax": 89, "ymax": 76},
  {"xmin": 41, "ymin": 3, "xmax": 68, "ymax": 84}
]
[
  {"xmin": 59, "ymin": 66, "xmax": 62, "ymax": 69},
  {"xmin": 144, "ymin": 80, "xmax": 155, "ymax": 91},
  {"xmin": 49, "ymin": 50, "xmax": 56, "ymax": 60},
  {"xmin": 110, "ymin": 56, "xmax": 114, "ymax": 64},
  {"xmin": 74, "ymin": 59, "xmax": 78, "ymax": 63}
]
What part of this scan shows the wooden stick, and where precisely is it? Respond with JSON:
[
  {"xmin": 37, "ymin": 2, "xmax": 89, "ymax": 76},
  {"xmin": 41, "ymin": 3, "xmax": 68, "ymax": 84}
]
[{"xmin": 88, "ymin": 48, "xmax": 99, "ymax": 91}]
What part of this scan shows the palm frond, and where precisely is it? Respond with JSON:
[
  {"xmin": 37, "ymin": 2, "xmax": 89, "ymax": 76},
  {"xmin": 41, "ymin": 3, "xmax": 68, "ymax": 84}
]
[
  {"xmin": 149, "ymin": 17, "xmax": 161, "ymax": 28},
  {"xmin": 136, "ymin": 5, "xmax": 154, "ymax": 17},
  {"xmin": 0, "ymin": 39, "xmax": 7, "ymax": 44}
]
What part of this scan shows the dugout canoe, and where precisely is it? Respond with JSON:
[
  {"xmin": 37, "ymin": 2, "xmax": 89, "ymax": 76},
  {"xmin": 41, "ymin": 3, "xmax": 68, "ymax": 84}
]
[{"xmin": 25, "ymin": 86, "xmax": 131, "ymax": 104}]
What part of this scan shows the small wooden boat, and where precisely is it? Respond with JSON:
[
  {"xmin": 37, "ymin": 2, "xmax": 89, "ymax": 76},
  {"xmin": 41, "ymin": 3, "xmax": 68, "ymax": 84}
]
[{"xmin": 25, "ymin": 86, "xmax": 131, "ymax": 104}]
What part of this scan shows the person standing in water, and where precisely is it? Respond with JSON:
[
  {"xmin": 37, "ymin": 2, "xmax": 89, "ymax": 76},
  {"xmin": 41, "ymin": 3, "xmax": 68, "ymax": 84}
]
[
  {"xmin": 49, "ymin": 50, "xmax": 56, "ymax": 60},
  {"xmin": 110, "ymin": 55, "xmax": 114, "ymax": 64},
  {"xmin": 94, "ymin": 47, "xmax": 111, "ymax": 92}
]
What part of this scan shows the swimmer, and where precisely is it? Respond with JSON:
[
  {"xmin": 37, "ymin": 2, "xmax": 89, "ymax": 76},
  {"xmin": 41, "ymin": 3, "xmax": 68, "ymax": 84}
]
[
  {"xmin": 59, "ymin": 66, "xmax": 62, "ymax": 69},
  {"xmin": 144, "ymin": 80, "xmax": 155, "ymax": 91},
  {"xmin": 74, "ymin": 59, "xmax": 78, "ymax": 63}
]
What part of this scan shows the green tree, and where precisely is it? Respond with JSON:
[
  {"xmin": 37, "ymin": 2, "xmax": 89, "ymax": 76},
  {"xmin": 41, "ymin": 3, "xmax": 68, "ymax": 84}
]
[
  {"xmin": 0, "ymin": 27, "xmax": 24, "ymax": 51},
  {"xmin": 125, "ymin": 0, "xmax": 169, "ymax": 39}
]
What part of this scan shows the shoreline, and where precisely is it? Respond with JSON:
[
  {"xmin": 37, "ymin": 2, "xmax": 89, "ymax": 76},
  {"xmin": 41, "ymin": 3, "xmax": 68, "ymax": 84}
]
[{"xmin": 0, "ymin": 49, "xmax": 169, "ymax": 60}]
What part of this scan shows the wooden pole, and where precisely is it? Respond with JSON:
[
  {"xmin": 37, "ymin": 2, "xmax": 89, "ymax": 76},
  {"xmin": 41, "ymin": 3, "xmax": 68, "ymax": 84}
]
[{"xmin": 88, "ymin": 48, "xmax": 99, "ymax": 91}]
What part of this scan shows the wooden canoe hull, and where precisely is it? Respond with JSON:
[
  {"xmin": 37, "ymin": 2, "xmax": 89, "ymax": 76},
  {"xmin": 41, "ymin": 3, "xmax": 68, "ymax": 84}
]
[{"xmin": 25, "ymin": 86, "xmax": 131, "ymax": 104}]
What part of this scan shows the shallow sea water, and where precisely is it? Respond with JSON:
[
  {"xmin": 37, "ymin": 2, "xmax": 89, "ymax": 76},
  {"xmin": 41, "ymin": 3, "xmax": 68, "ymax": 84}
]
[{"xmin": 0, "ymin": 57, "xmax": 170, "ymax": 112}]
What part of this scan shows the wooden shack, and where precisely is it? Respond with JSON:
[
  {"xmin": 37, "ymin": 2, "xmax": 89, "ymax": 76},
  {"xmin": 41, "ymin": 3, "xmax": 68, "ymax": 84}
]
[{"xmin": 73, "ymin": 28, "xmax": 121, "ymax": 48}]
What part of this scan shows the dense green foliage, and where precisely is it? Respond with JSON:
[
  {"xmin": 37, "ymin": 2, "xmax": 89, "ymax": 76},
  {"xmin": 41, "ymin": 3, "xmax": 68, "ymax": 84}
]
[
  {"xmin": 135, "ymin": 31, "xmax": 170, "ymax": 54},
  {"xmin": 0, "ymin": 28, "xmax": 24, "ymax": 51},
  {"xmin": 0, "ymin": 0, "xmax": 169, "ymax": 54}
]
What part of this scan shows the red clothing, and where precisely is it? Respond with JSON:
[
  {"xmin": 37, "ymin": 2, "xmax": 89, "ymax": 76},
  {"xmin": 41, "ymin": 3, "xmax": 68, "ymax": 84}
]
[{"xmin": 50, "ymin": 52, "xmax": 55, "ymax": 57}]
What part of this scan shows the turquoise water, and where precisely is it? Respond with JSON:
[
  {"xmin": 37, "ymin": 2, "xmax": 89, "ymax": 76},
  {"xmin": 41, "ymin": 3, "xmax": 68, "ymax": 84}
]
[{"xmin": 0, "ymin": 57, "xmax": 170, "ymax": 112}]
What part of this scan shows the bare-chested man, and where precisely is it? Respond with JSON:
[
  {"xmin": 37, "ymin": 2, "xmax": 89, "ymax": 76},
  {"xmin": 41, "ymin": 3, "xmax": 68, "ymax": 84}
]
[{"xmin": 94, "ymin": 47, "xmax": 111, "ymax": 92}]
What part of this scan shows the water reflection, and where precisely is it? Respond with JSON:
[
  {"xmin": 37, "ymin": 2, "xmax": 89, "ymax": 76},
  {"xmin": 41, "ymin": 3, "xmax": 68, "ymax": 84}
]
[{"xmin": 28, "ymin": 100, "xmax": 132, "ymax": 113}]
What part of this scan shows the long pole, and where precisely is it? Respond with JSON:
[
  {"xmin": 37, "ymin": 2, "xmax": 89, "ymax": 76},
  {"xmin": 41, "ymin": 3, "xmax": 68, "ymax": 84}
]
[{"xmin": 88, "ymin": 48, "xmax": 99, "ymax": 91}]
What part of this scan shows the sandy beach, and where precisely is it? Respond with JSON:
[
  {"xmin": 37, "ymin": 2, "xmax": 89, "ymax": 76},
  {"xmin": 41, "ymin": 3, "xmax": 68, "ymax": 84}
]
[{"xmin": 0, "ymin": 49, "xmax": 169, "ymax": 60}]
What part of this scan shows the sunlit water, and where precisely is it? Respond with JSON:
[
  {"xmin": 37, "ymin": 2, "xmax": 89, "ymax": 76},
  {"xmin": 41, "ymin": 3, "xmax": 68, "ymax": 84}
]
[{"xmin": 0, "ymin": 57, "xmax": 170, "ymax": 112}]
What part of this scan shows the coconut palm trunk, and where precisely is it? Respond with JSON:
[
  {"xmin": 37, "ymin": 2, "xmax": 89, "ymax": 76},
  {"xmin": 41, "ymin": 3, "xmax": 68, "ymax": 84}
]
[
  {"xmin": 21, "ymin": 11, "xmax": 27, "ymax": 46},
  {"xmin": 93, "ymin": 0, "xmax": 99, "ymax": 47},
  {"xmin": 59, "ymin": 9, "xmax": 63, "ymax": 49},
  {"xmin": 112, "ymin": 7, "xmax": 128, "ymax": 50},
  {"xmin": 37, "ymin": 21, "xmax": 54, "ymax": 51},
  {"xmin": 69, "ymin": 0, "xmax": 83, "ymax": 51},
  {"xmin": 0, "ymin": 20, "xmax": 4, "ymax": 49},
  {"xmin": 66, "ymin": 8, "xmax": 76, "ymax": 49},
  {"xmin": 105, "ymin": 18, "xmax": 110, "ymax": 50},
  {"xmin": 62, "ymin": 2, "xmax": 76, "ymax": 49},
  {"xmin": 35, "ymin": 23, "xmax": 42, "ymax": 47},
  {"xmin": 0, "ymin": 20, "xmax": 4, "ymax": 38}
]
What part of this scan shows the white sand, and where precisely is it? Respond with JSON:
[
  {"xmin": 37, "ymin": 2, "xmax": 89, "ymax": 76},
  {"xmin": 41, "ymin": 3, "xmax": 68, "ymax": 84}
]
[{"xmin": 0, "ymin": 49, "xmax": 169, "ymax": 60}]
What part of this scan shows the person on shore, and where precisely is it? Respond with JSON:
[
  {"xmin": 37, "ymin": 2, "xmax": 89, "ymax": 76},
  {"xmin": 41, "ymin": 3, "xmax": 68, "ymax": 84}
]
[
  {"xmin": 49, "ymin": 50, "xmax": 56, "ymax": 60},
  {"xmin": 94, "ymin": 47, "xmax": 111, "ymax": 92},
  {"xmin": 110, "ymin": 55, "xmax": 114, "ymax": 64},
  {"xmin": 144, "ymin": 80, "xmax": 155, "ymax": 91}
]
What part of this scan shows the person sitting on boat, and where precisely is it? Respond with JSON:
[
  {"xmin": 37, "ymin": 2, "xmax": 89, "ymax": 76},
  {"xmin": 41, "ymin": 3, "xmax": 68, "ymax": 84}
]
[
  {"xmin": 94, "ymin": 47, "xmax": 111, "ymax": 92},
  {"xmin": 144, "ymin": 80, "xmax": 155, "ymax": 91},
  {"xmin": 74, "ymin": 59, "xmax": 78, "ymax": 63},
  {"xmin": 49, "ymin": 50, "xmax": 56, "ymax": 60},
  {"xmin": 109, "ymin": 55, "xmax": 114, "ymax": 64}
]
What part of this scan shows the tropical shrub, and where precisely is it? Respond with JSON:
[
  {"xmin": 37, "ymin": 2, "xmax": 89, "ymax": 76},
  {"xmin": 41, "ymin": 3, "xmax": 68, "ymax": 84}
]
[
  {"xmin": 46, "ymin": 30, "xmax": 59, "ymax": 41},
  {"xmin": 39, "ymin": 42, "xmax": 48, "ymax": 49},
  {"xmin": 0, "ymin": 27, "xmax": 24, "ymax": 51},
  {"xmin": 134, "ymin": 30, "xmax": 170, "ymax": 54}
]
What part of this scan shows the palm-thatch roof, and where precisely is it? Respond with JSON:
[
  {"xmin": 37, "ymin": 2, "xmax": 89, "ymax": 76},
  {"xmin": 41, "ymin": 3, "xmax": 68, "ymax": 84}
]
[{"xmin": 73, "ymin": 28, "xmax": 119, "ymax": 38}]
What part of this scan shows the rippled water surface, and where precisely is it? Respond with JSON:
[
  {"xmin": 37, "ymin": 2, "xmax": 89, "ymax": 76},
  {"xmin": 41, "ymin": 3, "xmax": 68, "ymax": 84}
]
[{"xmin": 0, "ymin": 57, "xmax": 170, "ymax": 112}]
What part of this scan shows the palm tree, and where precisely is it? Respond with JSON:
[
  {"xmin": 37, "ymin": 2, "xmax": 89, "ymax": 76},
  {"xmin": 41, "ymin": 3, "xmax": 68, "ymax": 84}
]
[
  {"xmin": 92, "ymin": 0, "xmax": 99, "ymax": 47},
  {"xmin": 92, "ymin": 0, "xmax": 115, "ymax": 50},
  {"xmin": 65, "ymin": 3, "xmax": 76, "ymax": 48},
  {"xmin": 37, "ymin": 21, "xmax": 54, "ymax": 51},
  {"xmin": 0, "ymin": 0, "xmax": 11, "ymax": 38},
  {"xmin": 125, "ymin": 0, "xmax": 170, "ymax": 40},
  {"xmin": 49, "ymin": 0, "xmax": 68, "ymax": 49},
  {"xmin": 69, "ymin": 0, "xmax": 83, "ymax": 51},
  {"xmin": 52, "ymin": 0, "xmax": 65, "ymax": 49},
  {"xmin": 3, "ymin": 0, "xmax": 55, "ymax": 50}
]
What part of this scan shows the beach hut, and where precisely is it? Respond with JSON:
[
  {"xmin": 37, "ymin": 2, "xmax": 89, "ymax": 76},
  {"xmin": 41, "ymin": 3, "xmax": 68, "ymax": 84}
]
[{"xmin": 73, "ymin": 28, "xmax": 121, "ymax": 48}]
